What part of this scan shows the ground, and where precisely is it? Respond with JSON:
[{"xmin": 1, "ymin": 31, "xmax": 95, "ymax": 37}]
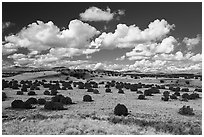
[{"xmin": 2, "ymin": 71, "xmax": 202, "ymax": 135}]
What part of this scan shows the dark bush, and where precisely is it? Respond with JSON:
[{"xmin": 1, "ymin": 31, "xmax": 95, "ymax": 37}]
[
  {"xmin": 25, "ymin": 97, "xmax": 38, "ymax": 104},
  {"xmin": 138, "ymin": 94, "xmax": 146, "ymax": 100},
  {"xmin": 93, "ymin": 89, "xmax": 100, "ymax": 94},
  {"xmin": 51, "ymin": 95, "xmax": 65, "ymax": 102},
  {"xmin": 170, "ymin": 94, "xmax": 178, "ymax": 99},
  {"xmin": 105, "ymin": 88, "xmax": 112, "ymax": 93},
  {"xmin": 83, "ymin": 95, "xmax": 93, "ymax": 102},
  {"xmin": 194, "ymin": 88, "xmax": 202, "ymax": 92},
  {"xmin": 27, "ymin": 91, "xmax": 36, "ymax": 96},
  {"xmin": 161, "ymin": 96, "xmax": 169, "ymax": 101},
  {"xmin": 44, "ymin": 90, "xmax": 50, "ymax": 95},
  {"xmin": 11, "ymin": 100, "xmax": 24, "ymax": 108},
  {"xmin": 37, "ymin": 98, "xmax": 46, "ymax": 105},
  {"xmin": 50, "ymin": 89, "xmax": 58, "ymax": 96},
  {"xmin": 87, "ymin": 88, "xmax": 94, "ymax": 92},
  {"xmin": 2, "ymin": 92, "xmax": 7, "ymax": 101},
  {"xmin": 16, "ymin": 91, "xmax": 24, "ymax": 95},
  {"xmin": 44, "ymin": 101, "xmax": 64, "ymax": 110},
  {"xmin": 182, "ymin": 93, "xmax": 190, "ymax": 99},
  {"xmin": 189, "ymin": 93, "xmax": 200, "ymax": 100},
  {"xmin": 163, "ymin": 91, "xmax": 170, "ymax": 97},
  {"xmin": 23, "ymin": 101, "xmax": 33, "ymax": 109},
  {"xmin": 174, "ymin": 91, "xmax": 180, "ymax": 96},
  {"xmin": 178, "ymin": 105, "xmax": 195, "ymax": 115},
  {"xmin": 160, "ymin": 80, "xmax": 164, "ymax": 83},
  {"xmin": 118, "ymin": 89, "xmax": 124, "ymax": 94},
  {"xmin": 61, "ymin": 97, "xmax": 73, "ymax": 105},
  {"xmin": 114, "ymin": 103, "xmax": 128, "ymax": 116},
  {"xmin": 137, "ymin": 90, "xmax": 143, "ymax": 94},
  {"xmin": 144, "ymin": 89, "xmax": 153, "ymax": 96}
]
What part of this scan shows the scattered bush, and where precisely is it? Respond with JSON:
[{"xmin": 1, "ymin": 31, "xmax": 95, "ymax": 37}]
[
  {"xmin": 170, "ymin": 94, "xmax": 178, "ymax": 99},
  {"xmin": 37, "ymin": 98, "xmax": 46, "ymax": 105},
  {"xmin": 11, "ymin": 100, "xmax": 24, "ymax": 109},
  {"xmin": 87, "ymin": 88, "xmax": 94, "ymax": 92},
  {"xmin": 27, "ymin": 91, "xmax": 36, "ymax": 96},
  {"xmin": 144, "ymin": 89, "xmax": 153, "ymax": 96},
  {"xmin": 137, "ymin": 90, "xmax": 143, "ymax": 94},
  {"xmin": 25, "ymin": 97, "xmax": 38, "ymax": 104},
  {"xmin": 61, "ymin": 97, "xmax": 73, "ymax": 105},
  {"xmin": 44, "ymin": 101, "xmax": 64, "ymax": 110},
  {"xmin": 189, "ymin": 93, "xmax": 200, "ymax": 100},
  {"xmin": 51, "ymin": 89, "xmax": 58, "ymax": 95},
  {"xmin": 138, "ymin": 94, "xmax": 146, "ymax": 100},
  {"xmin": 16, "ymin": 91, "xmax": 24, "ymax": 95},
  {"xmin": 2, "ymin": 92, "xmax": 7, "ymax": 101},
  {"xmin": 44, "ymin": 90, "xmax": 50, "ymax": 95},
  {"xmin": 178, "ymin": 105, "xmax": 195, "ymax": 115},
  {"xmin": 83, "ymin": 95, "xmax": 93, "ymax": 102},
  {"xmin": 93, "ymin": 89, "xmax": 100, "ymax": 94},
  {"xmin": 163, "ymin": 91, "xmax": 170, "ymax": 97},
  {"xmin": 182, "ymin": 93, "xmax": 190, "ymax": 99},
  {"xmin": 161, "ymin": 96, "xmax": 169, "ymax": 101},
  {"xmin": 114, "ymin": 103, "xmax": 128, "ymax": 116},
  {"xmin": 118, "ymin": 89, "xmax": 124, "ymax": 94},
  {"xmin": 105, "ymin": 88, "xmax": 112, "ymax": 93}
]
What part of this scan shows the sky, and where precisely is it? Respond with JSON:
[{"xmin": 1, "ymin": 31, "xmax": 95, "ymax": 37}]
[{"xmin": 2, "ymin": 2, "xmax": 202, "ymax": 72}]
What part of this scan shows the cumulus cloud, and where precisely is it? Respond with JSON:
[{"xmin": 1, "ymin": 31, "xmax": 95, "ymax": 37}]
[
  {"xmin": 80, "ymin": 7, "xmax": 125, "ymax": 22},
  {"xmin": 4, "ymin": 20, "xmax": 100, "ymax": 52},
  {"xmin": 190, "ymin": 53, "xmax": 202, "ymax": 62},
  {"xmin": 2, "ymin": 42, "xmax": 18, "ymax": 55},
  {"xmin": 92, "ymin": 19, "xmax": 175, "ymax": 49},
  {"xmin": 183, "ymin": 34, "xmax": 201, "ymax": 50},
  {"xmin": 116, "ymin": 55, "xmax": 125, "ymax": 60},
  {"xmin": 125, "ymin": 36, "xmax": 177, "ymax": 60}
]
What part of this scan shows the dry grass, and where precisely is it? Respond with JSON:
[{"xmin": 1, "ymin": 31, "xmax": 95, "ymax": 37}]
[{"xmin": 2, "ymin": 71, "xmax": 202, "ymax": 135}]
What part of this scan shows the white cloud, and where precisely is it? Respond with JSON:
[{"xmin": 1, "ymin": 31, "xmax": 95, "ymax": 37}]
[
  {"xmin": 116, "ymin": 55, "xmax": 125, "ymax": 60},
  {"xmin": 190, "ymin": 53, "xmax": 202, "ymax": 62},
  {"xmin": 183, "ymin": 34, "xmax": 201, "ymax": 50},
  {"xmin": 125, "ymin": 36, "xmax": 177, "ymax": 60},
  {"xmin": 2, "ymin": 43, "xmax": 18, "ymax": 55},
  {"xmin": 92, "ymin": 19, "xmax": 175, "ymax": 49},
  {"xmin": 80, "ymin": 7, "xmax": 124, "ymax": 22},
  {"xmin": 155, "ymin": 36, "xmax": 177, "ymax": 53},
  {"xmin": 4, "ymin": 20, "xmax": 100, "ymax": 52}
]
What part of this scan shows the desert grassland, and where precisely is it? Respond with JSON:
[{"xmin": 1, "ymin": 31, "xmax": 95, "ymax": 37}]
[{"xmin": 2, "ymin": 71, "xmax": 202, "ymax": 135}]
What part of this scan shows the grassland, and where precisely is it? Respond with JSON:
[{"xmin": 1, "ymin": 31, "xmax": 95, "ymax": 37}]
[{"xmin": 2, "ymin": 70, "xmax": 202, "ymax": 135}]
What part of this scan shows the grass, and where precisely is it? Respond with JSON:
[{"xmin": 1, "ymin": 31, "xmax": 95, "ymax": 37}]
[{"xmin": 2, "ymin": 113, "xmax": 202, "ymax": 135}]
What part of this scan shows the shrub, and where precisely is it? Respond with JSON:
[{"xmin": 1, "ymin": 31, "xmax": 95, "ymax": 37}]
[
  {"xmin": 105, "ymin": 88, "xmax": 112, "ymax": 93},
  {"xmin": 182, "ymin": 93, "xmax": 190, "ymax": 99},
  {"xmin": 163, "ymin": 91, "xmax": 170, "ymax": 97},
  {"xmin": 37, "ymin": 98, "xmax": 46, "ymax": 105},
  {"xmin": 181, "ymin": 88, "xmax": 189, "ymax": 92},
  {"xmin": 2, "ymin": 92, "xmax": 7, "ymax": 101},
  {"xmin": 114, "ymin": 103, "xmax": 128, "ymax": 116},
  {"xmin": 178, "ymin": 105, "xmax": 195, "ymax": 115},
  {"xmin": 23, "ymin": 101, "xmax": 33, "ymax": 109},
  {"xmin": 61, "ymin": 97, "xmax": 73, "ymax": 105},
  {"xmin": 194, "ymin": 88, "xmax": 202, "ymax": 92},
  {"xmin": 44, "ymin": 90, "xmax": 50, "ymax": 95},
  {"xmin": 16, "ymin": 91, "xmax": 24, "ymax": 95},
  {"xmin": 118, "ymin": 89, "xmax": 124, "ymax": 94},
  {"xmin": 51, "ymin": 89, "xmax": 58, "ymax": 95},
  {"xmin": 160, "ymin": 80, "xmax": 164, "ymax": 83},
  {"xmin": 11, "ymin": 100, "xmax": 24, "ymax": 108},
  {"xmin": 51, "ymin": 95, "xmax": 65, "ymax": 102},
  {"xmin": 25, "ymin": 97, "xmax": 38, "ymax": 104},
  {"xmin": 27, "ymin": 91, "xmax": 36, "ymax": 96},
  {"xmin": 44, "ymin": 101, "xmax": 64, "ymax": 110},
  {"xmin": 137, "ymin": 90, "xmax": 143, "ymax": 94},
  {"xmin": 161, "ymin": 96, "xmax": 169, "ymax": 101},
  {"xmin": 144, "ymin": 89, "xmax": 153, "ymax": 96},
  {"xmin": 93, "ymin": 89, "xmax": 100, "ymax": 94},
  {"xmin": 189, "ymin": 93, "xmax": 199, "ymax": 100},
  {"xmin": 138, "ymin": 94, "xmax": 146, "ymax": 100},
  {"xmin": 83, "ymin": 95, "xmax": 93, "ymax": 102},
  {"xmin": 174, "ymin": 91, "xmax": 180, "ymax": 96},
  {"xmin": 87, "ymin": 88, "xmax": 94, "ymax": 92},
  {"xmin": 170, "ymin": 94, "xmax": 178, "ymax": 99}
]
